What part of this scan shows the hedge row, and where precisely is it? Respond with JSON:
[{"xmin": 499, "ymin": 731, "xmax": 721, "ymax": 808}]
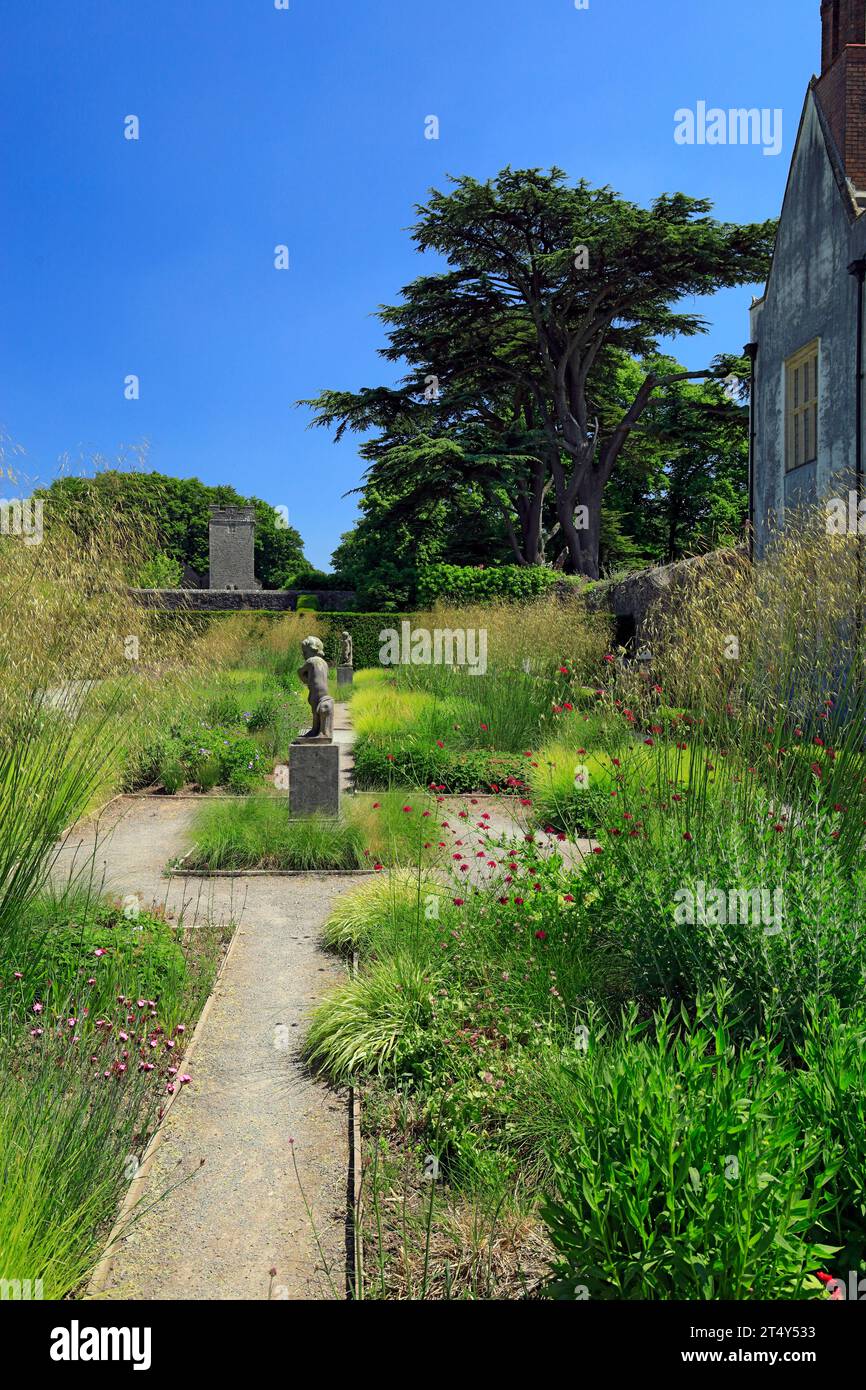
[
  {"xmin": 317, "ymin": 613, "xmax": 408, "ymax": 670},
  {"xmin": 352, "ymin": 739, "xmax": 532, "ymax": 795},
  {"xmin": 417, "ymin": 564, "xmax": 580, "ymax": 606},
  {"xmin": 136, "ymin": 609, "xmax": 408, "ymax": 671}
]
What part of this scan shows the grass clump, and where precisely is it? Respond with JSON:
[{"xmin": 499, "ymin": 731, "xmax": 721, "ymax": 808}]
[{"xmin": 183, "ymin": 790, "xmax": 446, "ymax": 872}]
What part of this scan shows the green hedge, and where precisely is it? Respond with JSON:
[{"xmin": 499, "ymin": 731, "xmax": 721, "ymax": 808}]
[
  {"xmin": 317, "ymin": 613, "xmax": 409, "ymax": 670},
  {"xmin": 417, "ymin": 564, "xmax": 579, "ymax": 606},
  {"xmin": 353, "ymin": 738, "xmax": 532, "ymax": 795},
  {"xmin": 135, "ymin": 609, "xmax": 408, "ymax": 671}
]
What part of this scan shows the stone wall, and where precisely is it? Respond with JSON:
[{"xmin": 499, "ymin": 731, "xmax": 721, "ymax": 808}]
[
  {"xmin": 132, "ymin": 589, "xmax": 357, "ymax": 612},
  {"xmin": 585, "ymin": 550, "xmax": 743, "ymax": 648}
]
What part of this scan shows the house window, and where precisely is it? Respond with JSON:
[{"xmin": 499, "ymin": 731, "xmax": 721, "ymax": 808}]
[{"xmin": 785, "ymin": 341, "xmax": 819, "ymax": 471}]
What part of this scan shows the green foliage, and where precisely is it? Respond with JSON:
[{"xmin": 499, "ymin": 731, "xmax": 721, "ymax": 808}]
[
  {"xmin": 542, "ymin": 995, "xmax": 837, "ymax": 1301},
  {"xmin": 417, "ymin": 564, "xmax": 569, "ymax": 606},
  {"xmin": 127, "ymin": 673, "xmax": 302, "ymax": 794},
  {"xmin": 322, "ymin": 870, "xmax": 447, "ymax": 955},
  {"xmin": 305, "ymin": 955, "xmax": 436, "ymax": 1081},
  {"xmin": 317, "ymin": 613, "xmax": 408, "ymax": 669},
  {"xmin": 35, "ymin": 470, "xmax": 309, "ymax": 590},
  {"xmin": 138, "ymin": 552, "xmax": 183, "ymax": 589},
  {"xmin": 353, "ymin": 739, "xmax": 530, "ymax": 795},
  {"xmin": 183, "ymin": 791, "xmax": 446, "ymax": 872},
  {"xmin": 185, "ymin": 798, "xmax": 368, "ymax": 870}
]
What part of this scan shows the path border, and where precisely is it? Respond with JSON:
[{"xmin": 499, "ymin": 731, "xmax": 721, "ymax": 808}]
[
  {"xmin": 86, "ymin": 917, "xmax": 245, "ymax": 1297},
  {"xmin": 346, "ymin": 949, "xmax": 364, "ymax": 1300}
]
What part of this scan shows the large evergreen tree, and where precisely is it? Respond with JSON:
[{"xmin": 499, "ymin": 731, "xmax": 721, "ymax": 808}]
[{"xmin": 307, "ymin": 167, "xmax": 773, "ymax": 579}]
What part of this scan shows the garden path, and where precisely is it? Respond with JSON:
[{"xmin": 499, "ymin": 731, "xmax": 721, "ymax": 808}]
[
  {"xmin": 51, "ymin": 701, "xmax": 581, "ymax": 1299},
  {"xmin": 53, "ymin": 807, "xmax": 350, "ymax": 1299}
]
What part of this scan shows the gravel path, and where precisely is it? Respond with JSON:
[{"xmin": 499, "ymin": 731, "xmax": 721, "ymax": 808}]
[
  {"xmin": 53, "ymin": 745, "xmax": 355, "ymax": 1300},
  {"xmin": 51, "ymin": 699, "xmax": 578, "ymax": 1301}
]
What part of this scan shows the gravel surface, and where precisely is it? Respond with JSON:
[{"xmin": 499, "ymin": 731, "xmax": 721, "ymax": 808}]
[{"xmin": 54, "ymin": 798, "xmax": 350, "ymax": 1300}]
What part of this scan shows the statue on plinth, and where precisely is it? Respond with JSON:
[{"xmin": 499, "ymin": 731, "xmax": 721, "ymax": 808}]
[
  {"xmin": 340, "ymin": 630, "xmax": 353, "ymax": 668},
  {"xmin": 298, "ymin": 636, "xmax": 335, "ymax": 741}
]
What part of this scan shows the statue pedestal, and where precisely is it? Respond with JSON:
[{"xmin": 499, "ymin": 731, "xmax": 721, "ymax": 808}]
[
  {"xmin": 289, "ymin": 740, "xmax": 340, "ymax": 818},
  {"xmin": 337, "ymin": 664, "xmax": 354, "ymax": 688}
]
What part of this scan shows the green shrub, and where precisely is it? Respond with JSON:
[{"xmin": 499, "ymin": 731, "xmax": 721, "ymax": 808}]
[
  {"xmin": 794, "ymin": 1000, "xmax": 866, "ymax": 1259},
  {"xmin": 317, "ymin": 614, "xmax": 410, "ymax": 670},
  {"xmin": 246, "ymin": 693, "xmax": 281, "ymax": 732},
  {"xmin": 192, "ymin": 754, "xmax": 220, "ymax": 791},
  {"xmin": 322, "ymin": 869, "xmax": 448, "ymax": 955},
  {"xmin": 542, "ymin": 995, "xmax": 837, "ymax": 1300},
  {"xmin": 530, "ymin": 744, "xmax": 626, "ymax": 833},
  {"xmin": 205, "ymin": 692, "xmax": 242, "ymax": 726},
  {"xmin": 159, "ymin": 753, "xmax": 186, "ymax": 795},
  {"xmin": 305, "ymin": 954, "xmax": 437, "ymax": 1081},
  {"xmin": 137, "ymin": 553, "xmax": 183, "ymax": 589},
  {"xmin": 353, "ymin": 738, "xmax": 531, "ymax": 794},
  {"xmin": 417, "ymin": 564, "xmax": 574, "ymax": 606}
]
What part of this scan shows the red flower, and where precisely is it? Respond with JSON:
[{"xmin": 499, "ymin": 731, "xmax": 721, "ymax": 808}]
[
  {"xmin": 535, "ymin": 930, "xmax": 547, "ymax": 940},
  {"xmin": 683, "ymin": 832, "xmax": 693, "ymax": 842},
  {"xmin": 453, "ymin": 898, "xmax": 465, "ymax": 907}
]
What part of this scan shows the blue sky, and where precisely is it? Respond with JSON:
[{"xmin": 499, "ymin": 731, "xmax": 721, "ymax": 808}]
[{"xmin": 1, "ymin": 0, "xmax": 817, "ymax": 568}]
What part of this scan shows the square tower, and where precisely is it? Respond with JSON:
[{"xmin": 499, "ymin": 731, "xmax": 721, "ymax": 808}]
[{"xmin": 208, "ymin": 506, "xmax": 260, "ymax": 590}]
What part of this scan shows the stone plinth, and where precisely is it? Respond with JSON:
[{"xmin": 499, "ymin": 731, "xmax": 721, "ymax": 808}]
[
  {"xmin": 289, "ymin": 740, "xmax": 340, "ymax": 818},
  {"xmin": 336, "ymin": 664, "xmax": 354, "ymax": 687}
]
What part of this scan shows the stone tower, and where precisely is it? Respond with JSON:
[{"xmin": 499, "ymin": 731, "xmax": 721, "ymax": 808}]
[{"xmin": 208, "ymin": 506, "xmax": 260, "ymax": 591}]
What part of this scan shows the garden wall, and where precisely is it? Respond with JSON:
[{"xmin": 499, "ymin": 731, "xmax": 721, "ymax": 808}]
[
  {"xmin": 131, "ymin": 588, "xmax": 357, "ymax": 613},
  {"xmin": 585, "ymin": 549, "xmax": 744, "ymax": 647}
]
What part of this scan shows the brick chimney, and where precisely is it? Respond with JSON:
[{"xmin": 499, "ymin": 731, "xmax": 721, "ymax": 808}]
[{"xmin": 817, "ymin": 0, "xmax": 866, "ymax": 189}]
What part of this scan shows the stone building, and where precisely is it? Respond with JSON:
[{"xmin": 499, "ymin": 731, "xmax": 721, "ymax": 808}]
[
  {"xmin": 749, "ymin": 1, "xmax": 866, "ymax": 555},
  {"xmin": 208, "ymin": 506, "xmax": 261, "ymax": 591}
]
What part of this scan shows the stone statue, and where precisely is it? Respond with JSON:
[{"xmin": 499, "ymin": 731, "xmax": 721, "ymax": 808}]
[
  {"xmin": 340, "ymin": 630, "xmax": 353, "ymax": 667},
  {"xmin": 298, "ymin": 636, "xmax": 335, "ymax": 741}
]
